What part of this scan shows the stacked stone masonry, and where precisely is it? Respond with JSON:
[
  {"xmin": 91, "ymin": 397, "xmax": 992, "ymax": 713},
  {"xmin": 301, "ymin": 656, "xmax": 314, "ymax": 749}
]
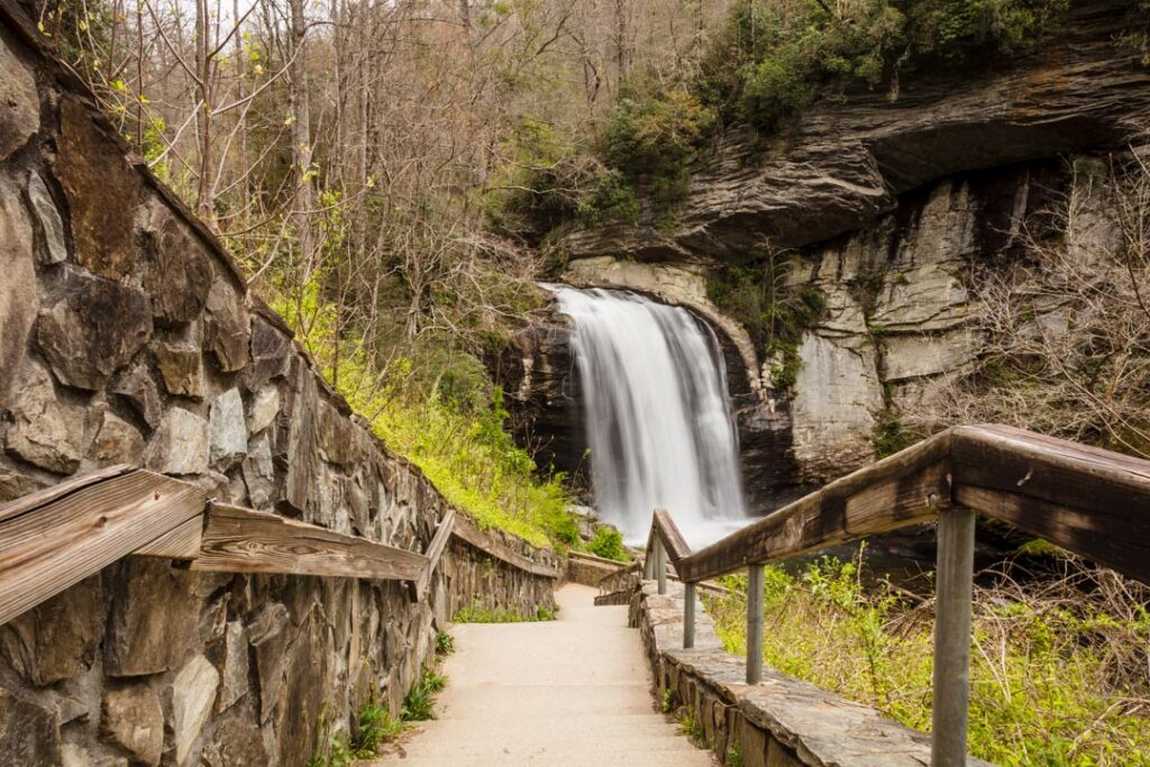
[{"xmin": 0, "ymin": 5, "xmax": 558, "ymax": 766}]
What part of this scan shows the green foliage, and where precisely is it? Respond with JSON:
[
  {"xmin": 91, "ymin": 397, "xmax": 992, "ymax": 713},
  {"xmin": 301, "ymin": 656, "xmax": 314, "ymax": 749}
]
[
  {"xmin": 707, "ymin": 548, "xmax": 1150, "ymax": 766},
  {"xmin": 661, "ymin": 688, "xmax": 675, "ymax": 714},
  {"xmin": 271, "ymin": 269, "xmax": 579, "ymax": 551},
  {"xmin": 700, "ymin": 0, "xmax": 1068, "ymax": 132},
  {"xmin": 435, "ymin": 631, "xmax": 455, "ymax": 657},
  {"xmin": 872, "ymin": 410, "xmax": 916, "ymax": 459},
  {"xmin": 707, "ymin": 250, "xmax": 826, "ymax": 393},
  {"xmin": 402, "ymin": 669, "xmax": 447, "ymax": 723},
  {"xmin": 352, "ymin": 702, "xmax": 405, "ymax": 756},
  {"xmin": 603, "ymin": 88, "xmax": 716, "ymax": 190},
  {"xmin": 454, "ymin": 602, "xmax": 557, "ymax": 623},
  {"xmin": 486, "ymin": 118, "xmax": 639, "ymax": 239},
  {"xmin": 677, "ymin": 710, "xmax": 706, "ymax": 746},
  {"xmin": 726, "ymin": 744, "xmax": 744, "ymax": 767},
  {"xmin": 576, "ymin": 169, "xmax": 642, "ymax": 226},
  {"xmin": 586, "ymin": 526, "xmax": 630, "ymax": 563}
]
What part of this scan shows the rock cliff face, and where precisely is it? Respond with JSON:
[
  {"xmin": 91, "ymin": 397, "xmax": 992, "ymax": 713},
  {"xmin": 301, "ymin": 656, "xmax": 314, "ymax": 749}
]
[
  {"xmin": 0, "ymin": 7, "xmax": 558, "ymax": 766},
  {"xmin": 500, "ymin": 0, "xmax": 1150, "ymax": 511}
]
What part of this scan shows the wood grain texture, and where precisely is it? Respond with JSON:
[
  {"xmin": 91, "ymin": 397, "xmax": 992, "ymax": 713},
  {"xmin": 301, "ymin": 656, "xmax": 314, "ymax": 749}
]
[
  {"xmin": 677, "ymin": 452, "xmax": 951, "ymax": 583},
  {"xmin": 952, "ymin": 424, "xmax": 1150, "ymax": 519},
  {"xmin": 134, "ymin": 515, "xmax": 204, "ymax": 559},
  {"xmin": 451, "ymin": 513, "xmax": 560, "ymax": 578},
  {"xmin": 191, "ymin": 503, "xmax": 428, "ymax": 581},
  {"xmin": 0, "ymin": 464, "xmax": 133, "ymax": 523},
  {"xmin": 955, "ymin": 484, "xmax": 1150, "ymax": 586},
  {"xmin": 0, "ymin": 470, "xmax": 205, "ymax": 626},
  {"xmin": 653, "ymin": 509, "xmax": 691, "ymax": 564},
  {"xmin": 415, "ymin": 509, "xmax": 455, "ymax": 599}
]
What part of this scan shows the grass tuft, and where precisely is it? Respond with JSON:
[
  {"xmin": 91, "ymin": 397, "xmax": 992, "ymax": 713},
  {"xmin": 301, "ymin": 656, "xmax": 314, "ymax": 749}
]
[{"xmin": 706, "ymin": 544, "xmax": 1150, "ymax": 766}]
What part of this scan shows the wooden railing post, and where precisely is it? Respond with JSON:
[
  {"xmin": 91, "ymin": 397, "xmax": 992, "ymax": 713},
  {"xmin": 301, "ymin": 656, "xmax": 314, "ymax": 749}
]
[
  {"xmin": 655, "ymin": 538, "xmax": 667, "ymax": 595},
  {"xmin": 932, "ymin": 506, "xmax": 975, "ymax": 767},
  {"xmin": 746, "ymin": 563, "xmax": 764, "ymax": 684},
  {"xmin": 683, "ymin": 581, "xmax": 696, "ymax": 649}
]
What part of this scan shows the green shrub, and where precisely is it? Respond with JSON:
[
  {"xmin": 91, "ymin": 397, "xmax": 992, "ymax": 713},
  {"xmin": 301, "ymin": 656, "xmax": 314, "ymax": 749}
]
[
  {"xmin": 352, "ymin": 702, "xmax": 404, "ymax": 756},
  {"xmin": 274, "ymin": 271, "xmax": 579, "ymax": 550},
  {"xmin": 435, "ymin": 631, "xmax": 455, "ymax": 656},
  {"xmin": 586, "ymin": 526, "xmax": 630, "ymax": 563},
  {"xmin": 872, "ymin": 410, "xmax": 916, "ymax": 459},
  {"xmin": 402, "ymin": 669, "xmax": 447, "ymax": 722},
  {"xmin": 706, "ymin": 250, "xmax": 826, "ymax": 393},
  {"xmin": 700, "ymin": 0, "xmax": 1068, "ymax": 133},
  {"xmin": 604, "ymin": 88, "xmax": 715, "ymax": 177}
]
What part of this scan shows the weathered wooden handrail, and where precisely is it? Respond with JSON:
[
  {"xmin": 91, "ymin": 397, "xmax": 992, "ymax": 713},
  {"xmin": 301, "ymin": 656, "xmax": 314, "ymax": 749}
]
[
  {"xmin": 643, "ymin": 424, "xmax": 1150, "ymax": 767},
  {"xmin": 0, "ymin": 467, "xmax": 559, "ymax": 627}
]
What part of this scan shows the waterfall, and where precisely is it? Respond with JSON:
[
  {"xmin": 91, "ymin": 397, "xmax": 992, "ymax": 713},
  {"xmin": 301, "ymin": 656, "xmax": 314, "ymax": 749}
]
[{"xmin": 552, "ymin": 286, "xmax": 749, "ymax": 548}]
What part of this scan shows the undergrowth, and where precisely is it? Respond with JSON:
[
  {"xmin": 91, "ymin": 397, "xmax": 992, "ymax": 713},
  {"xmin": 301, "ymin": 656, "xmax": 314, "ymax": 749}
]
[
  {"xmin": 402, "ymin": 668, "xmax": 447, "ymax": 722},
  {"xmin": 706, "ymin": 247, "xmax": 826, "ymax": 393},
  {"xmin": 272, "ymin": 280, "xmax": 579, "ymax": 550},
  {"xmin": 453, "ymin": 602, "xmax": 558, "ymax": 623},
  {"xmin": 705, "ymin": 545, "xmax": 1150, "ymax": 766},
  {"xmin": 585, "ymin": 526, "xmax": 631, "ymax": 563}
]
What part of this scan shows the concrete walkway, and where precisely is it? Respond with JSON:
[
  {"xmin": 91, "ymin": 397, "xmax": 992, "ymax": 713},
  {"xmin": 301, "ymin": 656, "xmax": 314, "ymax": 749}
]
[{"xmin": 367, "ymin": 583, "xmax": 715, "ymax": 766}]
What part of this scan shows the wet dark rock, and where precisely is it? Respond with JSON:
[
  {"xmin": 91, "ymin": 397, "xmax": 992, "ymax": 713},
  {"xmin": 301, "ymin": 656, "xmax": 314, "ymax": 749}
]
[
  {"xmin": 53, "ymin": 98, "xmax": 142, "ymax": 281},
  {"xmin": 204, "ymin": 281, "xmax": 249, "ymax": 372},
  {"xmin": 140, "ymin": 203, "xmax": 213, "ymax": 326},
  {"xmin": 36, "ymin": 268, "xmax": 152, "ymax": 391}
]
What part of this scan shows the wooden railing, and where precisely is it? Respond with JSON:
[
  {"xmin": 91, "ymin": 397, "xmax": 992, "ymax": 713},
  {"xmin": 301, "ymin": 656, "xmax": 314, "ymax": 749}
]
[
  {"xmin": 0, "ymin": 467, "xmax": 558, "ymax": 627},
  {"xmin": 643, "ymin": 424, "xmax": 1150, "ymax": 767}
]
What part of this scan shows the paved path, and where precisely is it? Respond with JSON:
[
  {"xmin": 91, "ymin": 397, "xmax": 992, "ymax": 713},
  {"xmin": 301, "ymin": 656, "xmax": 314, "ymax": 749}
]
[{"xmin": 367, "ymin": 583, "xmax": 715, "ymax": 766}]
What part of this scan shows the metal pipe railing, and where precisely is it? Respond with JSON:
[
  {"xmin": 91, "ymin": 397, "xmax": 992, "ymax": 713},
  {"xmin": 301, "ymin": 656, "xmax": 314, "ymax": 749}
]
[{"xmin": 637, "ymin": 424, "xmax": 1150, "ymax": 767}]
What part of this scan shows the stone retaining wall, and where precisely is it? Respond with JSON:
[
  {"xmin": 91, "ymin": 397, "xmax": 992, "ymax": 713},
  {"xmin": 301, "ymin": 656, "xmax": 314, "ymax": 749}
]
[
  {"xmin": 0, "ymin": 6, "xmax": 558, "ymax": 765},
  {"xmin": 631, "ymin": 581, "xmax": 993, "ymax": 767}
]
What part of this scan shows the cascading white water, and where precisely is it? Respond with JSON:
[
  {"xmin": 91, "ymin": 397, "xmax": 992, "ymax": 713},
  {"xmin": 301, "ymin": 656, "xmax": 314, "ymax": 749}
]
[{"xmin": 552, "ymin": 285, "xmax": 749, "ymax": 548}]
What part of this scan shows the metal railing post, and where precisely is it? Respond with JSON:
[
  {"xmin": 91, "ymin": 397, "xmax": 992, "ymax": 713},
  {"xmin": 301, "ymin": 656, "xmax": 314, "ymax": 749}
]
[
  {"xmin": 655, "ymin": 538, "xmax": 667, "ymax": 595},
  {"xmin": 746, "ymin": 563, "xmax": 764, "ymax": 684},
  {"xmin": 932, "ymin": 506, "xmax": 976, "ymax": 767},
  {"xmin": 683, "ymin": 582, "xmax": 696, "ymax": 649}
]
